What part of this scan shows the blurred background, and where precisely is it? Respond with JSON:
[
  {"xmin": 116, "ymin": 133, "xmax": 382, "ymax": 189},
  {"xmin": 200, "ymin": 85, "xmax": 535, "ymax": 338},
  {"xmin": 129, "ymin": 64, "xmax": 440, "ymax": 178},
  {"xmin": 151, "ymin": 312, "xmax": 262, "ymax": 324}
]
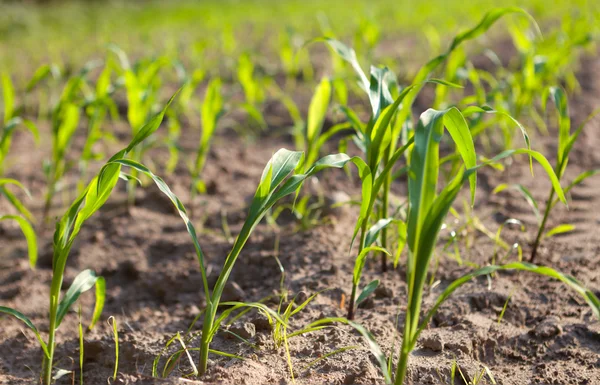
[{"xmin": 2, "ymin": 0, "xmax": 598, "ymax": 83}]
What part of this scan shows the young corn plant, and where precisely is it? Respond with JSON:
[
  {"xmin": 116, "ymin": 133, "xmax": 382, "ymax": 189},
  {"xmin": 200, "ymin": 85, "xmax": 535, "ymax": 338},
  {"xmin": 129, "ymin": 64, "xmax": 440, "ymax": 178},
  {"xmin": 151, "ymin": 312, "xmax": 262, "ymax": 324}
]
[
  {"xmin": 165, "ymin": 62, "xmax": 205, "ymax": 175},
  {"xmin": 302, "ymin": 77, "xmax": 334, "ymax": 169},
  {"xmin": 392, "ymin": 107, "xmax": 599, "ymax": 385},
  {"xmin": 190, "ymin": 77, "xmax": 224, "ymax": 200},
  {"xmin": 0, "ymin": 91, "xmax": 181, "ymax": 384},
  {"xmin": 528, "ymin": 87, "xmax": 600, "ymax": 262},
  {"xmin": 109, "ymin": 45, "xmax": 169, "ymax": 206},
  {"xmin": 43, "ymin": 72, "xmax": 85, "ymax": 221},
  {"xmin": 320, "ymin": 7, "xmax": 540, "ymax": 275},
  {"xmin": 237, "ymin": 52, "xmax": 267, "ymax": 130},
  {"xmin": 77, "ymin": 64, "xmax": 119, "ymax": 192},
  {"xmin": 188, "ymin": 149, "xmax": 371, "ymax": 375},
  {"xmin": 309, "ymin": 108, "xmax": 600, "ymax": 385},
  {"xmin": 277, "ymin": 27, "xmax": 314, "ymax": 86}
]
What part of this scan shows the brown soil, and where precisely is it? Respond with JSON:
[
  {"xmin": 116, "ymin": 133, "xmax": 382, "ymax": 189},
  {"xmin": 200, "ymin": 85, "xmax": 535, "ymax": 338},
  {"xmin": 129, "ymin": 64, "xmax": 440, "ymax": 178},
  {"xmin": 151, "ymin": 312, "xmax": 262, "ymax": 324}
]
[{"xmin": 1, "ymin": 52, "xmax": 600, "ymax": 385}]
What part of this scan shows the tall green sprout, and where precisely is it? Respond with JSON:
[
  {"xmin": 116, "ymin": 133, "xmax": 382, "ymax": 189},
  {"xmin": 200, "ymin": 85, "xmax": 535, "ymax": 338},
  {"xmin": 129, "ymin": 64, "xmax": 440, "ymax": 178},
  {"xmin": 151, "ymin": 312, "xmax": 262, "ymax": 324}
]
[
  {"xmin": 319, "ymin": 7, "xmax": 541, "ymax": 279},
  {"xmin": 43, "ymin": 73, "xmax": 85, "ymax": 221},
  {"xmin": 237, "ymin": 52, "xmax": 267, "ymax": 129},
  {"xmin": 77, "ymin": 64, "xmax": 118, "ymax": 192},
  {"xmin": 110, "ymin": 45, "xmax": 169, "ymax": 207},
  {"xmin": 193, "ymin": 149, "xmax": 370, "ymax": 374},
  {"xmin": 529, "ymin": 87, "xmax": 600, "ymax": 262},
  {"xmin": 190, "ymin": 78, "xmax": 224, "ymax": 200},
  {"xmin": 166, "ymin": 62, "xmax": 205, "ymax": 175},
  {"xmin": 0, "ymin": 91, "xmax": 180, "ymax": 384},
  {"xmin": 392, "ymin": 107, "xmax": 599, "ymax": 385}
]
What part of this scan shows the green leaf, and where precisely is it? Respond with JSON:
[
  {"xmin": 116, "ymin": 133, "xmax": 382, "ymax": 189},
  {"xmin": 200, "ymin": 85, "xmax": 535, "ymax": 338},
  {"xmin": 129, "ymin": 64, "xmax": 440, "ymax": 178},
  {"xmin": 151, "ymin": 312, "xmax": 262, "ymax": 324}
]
[
  {"xmin": 53, "ymin": 103, "xmax": 80, "ymax": 163},
  {"xmin": 557, "ymin": 170, "xmax": 600, "ymax": 207},
  {"xmin": 449, "ymin": 8, "xmax": 540, "ymax": 52},
  {"xmin": 194, "ymin": 78, "xmax": 223, "ymax": 180},
  {"xmin": 26, "ymin": 64, "xmax": 55, "ymax": 91},
  {"xmin": 443, "ymin": 107, "xmax": 477, "ymax": 204},
  {"xmin": 126, "ymin": 89, "xmax": 180, "ymax": 153},
  {"xmin": 545, "ymin": 224, "xmax": 575, "ymax": 238},
  {"xmin": 353, "ymin": 246, "xmax": 388, "ymax": 286},
  {"xmin": 306, "ymin": 77, "xmax": 332, "ymax": 147},
  {"xmin": 462, "ymin": 105, "xmax": 531, "ymax": 160},
  {"xmin": 0, "ymin": 215, "xmax": 37, "ymax": 268},
  {"xmin": 319, "ymin": 38, "xmax": 369, "ymax": 91},
  {"xmin": 56, "ymin": 269, "xmax": 105, "ymax": 327},
  {"xmin": 0, "ymin": 186, "xmax": 35, "ymax": 223},
  {"xmin": 368, "ymin": 66, "xmax": 396, "ymax": 118},
  {"xmin": 2, "ymin": 73, "xmax": 15, "ymax": 124},
  {"xmin": 365, "ymin": 218, "xmax": 394, "ymax": 247},
  {"xmin": 478, "ymin": 149, "xmax": 566, "ymax": 204},
  {"xmin": 355, "ymin": 280, "xmax": 379, "ymax": 306},
  {"xmin": 394, "ymin": 220, "xmax": 407, "ymax": 268},
  {"xmin": 89, "ymin": 276, "xmax": 105, "ymax": 330},
  {"xmin": 544, "ymin": 87, "xmax": 569, "ymax": 168},
  {"xmin": 0, "ymin": 306, "xmax": 50, "ymax": 358}
]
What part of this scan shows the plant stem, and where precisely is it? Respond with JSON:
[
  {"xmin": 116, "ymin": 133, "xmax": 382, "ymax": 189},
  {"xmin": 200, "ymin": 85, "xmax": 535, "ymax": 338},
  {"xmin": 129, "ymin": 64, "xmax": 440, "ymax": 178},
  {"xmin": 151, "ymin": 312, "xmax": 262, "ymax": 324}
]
[
  {"xmin": 347, "ymin": 221, "xmax": 368, "ymax": 320},
  {"xmin": 126, "ymin": 148, "xmax": 141, "ymax": 209},
  {"xmin": 530, "ymin": 188, "xmax": 555, "ymax": 263},
  {"xmin": 198, "ymin": 303, "xmax": 215, "ymax": 375},
  {"xmin": 394, "ymin": 336, "xmax": 411, "ymax": 385},
  {"xmin": 381, "ymin": 167, "xmax": 391, "ymax": 272},
  {"xmin": 347, "ymin": 284, "xmax": 357, "ymax": 321},
  {"xmin": 43, "ymin": 179, "xmax": 56, "ymax": 224},
  {"xmin": 42, "ymin": 250, "xmax": 68, "ymax": 384}
]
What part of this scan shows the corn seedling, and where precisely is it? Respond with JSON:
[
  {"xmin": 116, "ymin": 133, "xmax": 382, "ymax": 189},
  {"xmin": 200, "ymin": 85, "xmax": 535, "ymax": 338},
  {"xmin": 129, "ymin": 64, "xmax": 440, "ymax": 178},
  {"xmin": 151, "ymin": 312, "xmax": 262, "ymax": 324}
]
[
  {"xmin": 190, "ymin": 77, "xmax": 224, "ymax": 199},
  {"xmin": 109, "ymin": 45, "xmax": 170, "ymax": 207},
  {"xmin": 108, "ymin": 316, "xmax": 119, "ymax": 381},
  {"xmin": 272, "ymin": 291, "xmax": 321, "ymax": 381},
  {"xmin": 392, "ymin": 107, "xmax": 599, "ymax": 385},
  {"xmin": 277, "ymin": 27, "xmax": 314, "ymax": 84},
  {"xmin": 77, "ymin": 63, "xmax": 119, "ymax": 192},
  {"xmin": 183, "ymin": 149, "xmax": 371, "ymax": 375},
  {"xmin": 165, "ymin": 63, "xmax": 205, "ymax": 175},
  {"xmin": 43, "ymin": 71, "xmax": 85, "ymax": 221},
  {"xmin": 237, "ymin": 52, "xmax": 267, "ymax": 130},
  {"xmin": 78, "ymin": 306, "xmax": 84, "ymax": 385},
  {"xmin": 303, "ymin": 77, "xmax": 333, "ymax": 169},
  {"xmin": 320, "ymin": 8, "xmax": 540, "ymax": 277},
  {"xmin": 25, "ymin": 63, "xmax": 62, "ymax": 120},
  {"xmin": 0, "ymin": 90, "xmax": 182, "ymax": 384},
  {"xmin": 529, "ymin": 87, "xmax": 600, "ymax": 262}
]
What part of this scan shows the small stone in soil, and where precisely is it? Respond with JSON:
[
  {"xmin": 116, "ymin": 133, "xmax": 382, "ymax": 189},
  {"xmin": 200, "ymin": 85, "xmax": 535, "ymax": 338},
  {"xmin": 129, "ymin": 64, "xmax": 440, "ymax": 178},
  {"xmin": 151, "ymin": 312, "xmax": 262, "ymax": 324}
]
[
  {"xmin": 374, "ymin": 283, "xmax": 393, "ymax": 298},
  {"xmin": 532, "ymin": 316, "xmax": 562, "ymax": 339},
  {"xmin": 120, "ymin": 260, "xmax": 140, "ymax": 280},
  {"xmin": 295, "ymin": 290, "xmax": 308, "ymax": 303},
  {"xmin": 421, "ymin": 335, "xmax": 444, "ymax": 352},
  {"xmin": 92, "ymin": 231, "xmax": 105, "ymax": 243}
]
